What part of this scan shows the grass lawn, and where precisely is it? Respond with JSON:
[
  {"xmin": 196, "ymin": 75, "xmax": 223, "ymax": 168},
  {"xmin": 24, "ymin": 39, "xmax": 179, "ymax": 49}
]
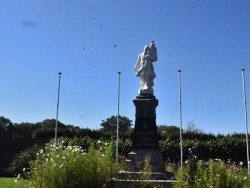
[{"xmin": 0, "ymin": 177, "xmax": 29, "ymax": 188}]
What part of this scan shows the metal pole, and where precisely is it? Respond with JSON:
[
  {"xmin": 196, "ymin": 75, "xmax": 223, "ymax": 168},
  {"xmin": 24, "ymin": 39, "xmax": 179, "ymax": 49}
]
[
  {"xmin": 242, "ymin": 69, "xmax": 249, "ymax": 174},
  {"xmin": 116, "ymin": 72, "xmax": 121, "ymax": 163},
  {"xmin": 55, "ymin": 72, "xmax": 62, "ymax": 147},
  {"xmin": 178, "ymin": 70, "xmax": 183, "ymax": 171}
]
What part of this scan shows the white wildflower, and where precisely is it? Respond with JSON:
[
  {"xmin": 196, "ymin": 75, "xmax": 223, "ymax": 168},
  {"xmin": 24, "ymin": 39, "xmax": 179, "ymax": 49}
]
[{"xmin": 67, "ymin": 146, "xmax": 72, "ymax": 150}]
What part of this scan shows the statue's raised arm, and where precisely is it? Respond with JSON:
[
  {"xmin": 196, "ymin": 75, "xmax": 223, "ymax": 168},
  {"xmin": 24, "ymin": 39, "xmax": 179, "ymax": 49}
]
[
  {"xmin": 132, "ymin": 41, "xmax": 157, "ymax": 95},
  {"xmin": 149, "ymin": 41, "xmax": 157, "ymax": 62}
]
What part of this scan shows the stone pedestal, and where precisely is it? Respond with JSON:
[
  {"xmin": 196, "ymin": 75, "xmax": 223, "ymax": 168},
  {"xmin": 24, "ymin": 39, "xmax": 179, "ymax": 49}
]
[
  {"xmin": 132, "ymin": 94, "xmax": 159, "ymax": 150},
  {"xmin": 111, "ymin": 94, "xmax": 174, "ymax": 187},
  {"xmin": 128, "ymin": 94, "xmax": 167, "ymax": 173}
]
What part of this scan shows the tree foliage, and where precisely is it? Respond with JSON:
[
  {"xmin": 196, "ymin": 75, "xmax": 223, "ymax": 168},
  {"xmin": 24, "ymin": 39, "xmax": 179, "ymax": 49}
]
[
  {"xmin": 100, "ymin": 115, "xmax": 133, "ymax": 138},
  {"xmin": 0, "ymin": 116, "xmax": 12, "ymax": 138},
  {"xmin": 185, "ymin": 120, "xmax": 203, "ymax": 134},
  {"xmin": 158, "ymin": 125, "xmax": 180, "ymax": 140},
  {"xmin": 0, "ymin": 116, "xmax": 103, "ymax": 139},
  {"xmin": 13, "ymin": 122, "xmax": 36, "ymax": 138}
]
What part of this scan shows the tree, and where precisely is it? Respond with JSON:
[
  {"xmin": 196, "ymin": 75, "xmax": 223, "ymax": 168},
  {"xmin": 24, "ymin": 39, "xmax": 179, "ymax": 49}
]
[
  {"xmin": 33, "ymin": 119, "xmax": 66, "ymax": 138},
  {"xmin": 185, "ymin": 120, "xmax": 203, "ymax": 134},
  {"xmin": 0, "ymin": 116, "xmax": 12, "ymax": 138},
  {"xmin": 13, "ymin": 122, "xmax": 36, "ymax": 138},
  {"xmin": 100, "ymin": 115, "xmax": 133, "ymax": 138},
  {"xmin": 7, "ymin": 122, "xmax": 14, "ymax": 138},
  {"xmin": 33, "ymin": 119, "xmax": 93, "ymax": 138},
  {"xmin": 157, "ymin": 125, "xmax": 180, "ymax": 140}
]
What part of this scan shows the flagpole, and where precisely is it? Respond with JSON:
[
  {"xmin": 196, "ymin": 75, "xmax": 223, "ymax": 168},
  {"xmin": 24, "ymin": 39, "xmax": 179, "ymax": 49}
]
[
  {"xmin": 242, "ymin": 69, "xmax": 249, "ymax": 174},
  {"xmin": 55, "ymin": 72, "xmax": 62, "ymax": 147},
  {"xmin": 116, "ymin": 72, "xmax": 121, "ymax": 163},
  {"xmin": 178, "ymin": 70, "xmax": 183, "ymax": 171}
]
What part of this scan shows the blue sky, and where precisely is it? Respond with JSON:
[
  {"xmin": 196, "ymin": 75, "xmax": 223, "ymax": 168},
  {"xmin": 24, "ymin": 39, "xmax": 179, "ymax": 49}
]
[{"xmin": 0, "ymin": 0, "xmax": 250, "ymax": 134}]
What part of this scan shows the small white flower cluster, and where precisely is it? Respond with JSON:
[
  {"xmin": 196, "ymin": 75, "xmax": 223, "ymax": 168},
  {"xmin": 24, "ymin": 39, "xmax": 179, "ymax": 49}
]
[{"xmin": 36, "ymin": 140, "xmax": 90, "ymax": 169}]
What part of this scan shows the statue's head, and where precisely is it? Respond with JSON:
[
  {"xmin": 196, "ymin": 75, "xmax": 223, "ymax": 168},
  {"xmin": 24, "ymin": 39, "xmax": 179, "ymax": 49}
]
[{"xmin": 144, "ymin": 45, "xmax": 150, "ymax": 53}]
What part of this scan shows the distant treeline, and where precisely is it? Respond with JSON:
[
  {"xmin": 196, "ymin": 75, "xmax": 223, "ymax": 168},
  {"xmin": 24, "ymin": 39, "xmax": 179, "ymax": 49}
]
[
  {"xmin": 0, "ymin": 115, "xmax": 133, "ymax": 139},
  {"xmin": 0, "ymin": 115, "xmax": 248, "ymax": 176}
]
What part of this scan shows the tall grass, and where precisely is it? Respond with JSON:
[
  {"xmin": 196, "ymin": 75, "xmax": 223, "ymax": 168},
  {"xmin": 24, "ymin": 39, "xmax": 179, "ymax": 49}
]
[
  {"xmin": 29, "ymin": 140, "xmax": 118, "ymax": 188},
  {"xmin": 173, "ymin": 149, "xmax": 250, "ymax": 188}
]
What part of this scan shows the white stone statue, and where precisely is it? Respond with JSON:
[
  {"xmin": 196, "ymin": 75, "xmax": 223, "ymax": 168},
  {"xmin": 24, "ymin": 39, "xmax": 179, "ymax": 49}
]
[{"xmin": 133, "ymin": 41, "xmax": 157, "ymax": 94}]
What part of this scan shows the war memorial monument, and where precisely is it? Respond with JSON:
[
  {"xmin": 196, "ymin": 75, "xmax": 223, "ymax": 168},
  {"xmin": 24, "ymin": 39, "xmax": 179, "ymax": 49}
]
[{"xmin": 112, "ymin": 41, "xmax": 174, "ymax": 187}]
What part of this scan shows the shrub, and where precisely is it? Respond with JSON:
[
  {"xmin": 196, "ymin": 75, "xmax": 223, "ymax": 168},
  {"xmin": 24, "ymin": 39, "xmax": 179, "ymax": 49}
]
[
  {"xmin": 29, "ymin": 139, "xmax": 118, "ymax": 188},
  {"xmin": 7, "ymin": 144, "xmax": 40, "ymax": 178},
  {"xmin": 173, "ymin": 149, "xmax": 250, "ymax": 188}
]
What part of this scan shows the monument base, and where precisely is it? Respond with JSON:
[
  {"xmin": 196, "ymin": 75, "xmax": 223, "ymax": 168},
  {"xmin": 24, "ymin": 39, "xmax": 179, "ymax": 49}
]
[
  {"xmin": 111, "ymin": 94, "xmax": 174, "ymax": 187},
  {"xmin": 126, "ymin": 149, "xmax": 166, "ymax": 173},
  {"xmin": 109, "ymin": 178, "xmax": 175, "ymax": 188}
]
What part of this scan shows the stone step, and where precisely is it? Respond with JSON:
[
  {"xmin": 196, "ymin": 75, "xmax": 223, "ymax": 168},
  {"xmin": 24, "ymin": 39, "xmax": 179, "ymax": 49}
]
[
  {"xmin": 109, "ymin": 178, "xmax": 176, "ymax": 188},
  {"xmin": 114, "ymin": 170, "xmax": 174, "ymax": 180}
]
